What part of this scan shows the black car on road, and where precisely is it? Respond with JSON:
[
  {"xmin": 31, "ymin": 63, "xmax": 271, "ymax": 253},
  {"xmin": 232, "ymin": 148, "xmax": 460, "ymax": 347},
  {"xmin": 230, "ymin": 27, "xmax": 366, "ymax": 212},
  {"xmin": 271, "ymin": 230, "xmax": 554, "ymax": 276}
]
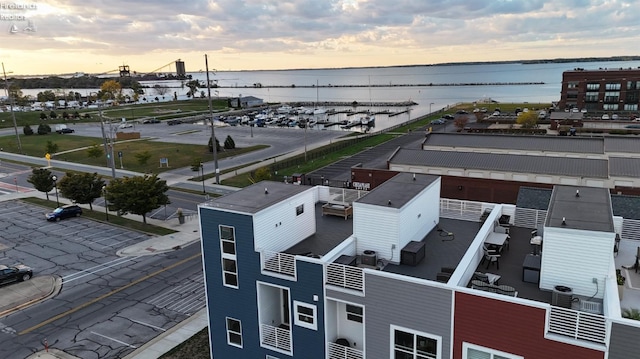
[
  {"xmin": 0, "ymin": 264, "xmax": 33, "ymax": 285},
  {"xmin": 46, "ymin": 204, "xmax": 83, "ymax": 221},
  {"xmin": 56, "ymin": 128, "xmax": 75, "ymax": 134}
]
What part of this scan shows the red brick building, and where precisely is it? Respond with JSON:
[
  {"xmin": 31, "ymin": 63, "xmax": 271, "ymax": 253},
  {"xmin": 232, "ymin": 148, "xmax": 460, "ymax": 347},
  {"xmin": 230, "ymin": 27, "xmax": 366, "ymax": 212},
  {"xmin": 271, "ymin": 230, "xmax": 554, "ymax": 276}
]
[{"xmin": 559, "ymin": 67, "xmax": 640, "ymax": 113}]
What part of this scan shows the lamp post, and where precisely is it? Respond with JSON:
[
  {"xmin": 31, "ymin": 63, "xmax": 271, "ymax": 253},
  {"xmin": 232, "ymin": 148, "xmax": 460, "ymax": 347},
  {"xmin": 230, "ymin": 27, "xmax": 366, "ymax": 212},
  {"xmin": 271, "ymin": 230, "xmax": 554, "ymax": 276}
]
[
  {"xmin": 102, "ymin": 185, "xmax": 109, "ymax": 221},
  {"xmin": 429, "ymin": 102, "xmax": 434, "ymax": 114},
  {"xmin": 200, "ymin": 162, "xmax": 206, "ymax": 194},
  {"xmin": 2, "ymin": 63, "xmax": 22, "ymax": 154},
  {"xmin": 205, "ymin": 54, "xmax": 220, "ymax": 184},
  {"xmin": 52, "ymin": 175, "xmax": 59, "ymax": 207}
]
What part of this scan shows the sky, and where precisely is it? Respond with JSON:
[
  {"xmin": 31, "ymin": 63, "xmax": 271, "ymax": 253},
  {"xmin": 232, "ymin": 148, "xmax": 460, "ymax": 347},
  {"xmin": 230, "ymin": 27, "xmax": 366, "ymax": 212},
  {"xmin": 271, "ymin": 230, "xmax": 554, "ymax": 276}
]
[{"xmin": 2, "ymin": 0, "xmax": 640, "ymax": 76}]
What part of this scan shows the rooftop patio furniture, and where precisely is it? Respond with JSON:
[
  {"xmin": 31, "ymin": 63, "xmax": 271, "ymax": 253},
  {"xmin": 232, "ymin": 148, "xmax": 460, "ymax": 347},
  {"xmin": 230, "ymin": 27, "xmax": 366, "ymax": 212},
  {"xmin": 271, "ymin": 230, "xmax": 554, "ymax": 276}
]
[
  {"xmin": 322, "ymin": 203, "xmax": 353, "ymax": 220},
  {"xmin": 522, "ymin": 254, "xmax": 541, "ymax": 284},
  {"xmin": 472, "ymin": 271, "xmax": 500, "ymax": 285},
  {"xmin": 436, "ymin": 272, "xmax": 451, "ymax": 283},
  {"xmin": 401, "ymin": 240, "xmax": 426, "ymax": 266},
  {"xmin": 481, "ymin": 245, "xmax": 501, "ymax": 270},
  {"xmin": 493, "ymin": 223, "xmax": 510, "ymax": 250},
  {"xmin": 471, "ymin": 280, "xmax": 518, "ymax": 297}
]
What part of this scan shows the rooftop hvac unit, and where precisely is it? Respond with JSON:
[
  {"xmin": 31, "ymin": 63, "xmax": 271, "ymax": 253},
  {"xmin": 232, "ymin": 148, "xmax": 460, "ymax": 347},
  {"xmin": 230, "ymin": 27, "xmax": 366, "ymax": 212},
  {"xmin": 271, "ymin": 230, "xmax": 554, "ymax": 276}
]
[
  {"xmin": 362, "ymin": 250, "xmax": 377, "ymax": 266},
  {"xmin": 552, "ymin": 285, "xmax": 573, "ymax": 308}
]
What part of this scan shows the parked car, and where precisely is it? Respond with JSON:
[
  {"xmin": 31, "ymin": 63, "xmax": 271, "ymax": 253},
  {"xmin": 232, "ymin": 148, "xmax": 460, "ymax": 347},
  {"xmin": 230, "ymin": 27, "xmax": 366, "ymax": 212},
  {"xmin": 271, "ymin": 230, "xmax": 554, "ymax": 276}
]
[
  {"xmin": 45, "ymin": 204, "xmax": 83, "ymax": 221},
  {"xmin": 430, "ymin": 118, "xmax": 446, "ymax": 125},
  {"xmin": 118, "ymin": 123, "xmax": 133, "ymax": 129},
  {"xmin": 443, "ymin": 114, "xmax": 455, "ymax": 120},
  {"xmin": 611, "ymin": 114, "xmax": 619, "ymax": 120},
  {"xmin": 0, "ymin": 264, "xmax": 33, "ymax": 285},
  {"xmin": 602, "ymin": 114, "xmax": 610, "ymax": 120},
  {"xmin": 56, "ymin": 128, "xmax": 75, "ymax": 134},
  {"xmin": 455, "ymin": 110, "xmax": 468, "ymax": 115},
  {"xmin": 142, "ymin": 118, "xmax": 160, "ymax": 124},
  {"xmin": 167, "ymin": 119, "xmax": 182, "ymax": 125}
]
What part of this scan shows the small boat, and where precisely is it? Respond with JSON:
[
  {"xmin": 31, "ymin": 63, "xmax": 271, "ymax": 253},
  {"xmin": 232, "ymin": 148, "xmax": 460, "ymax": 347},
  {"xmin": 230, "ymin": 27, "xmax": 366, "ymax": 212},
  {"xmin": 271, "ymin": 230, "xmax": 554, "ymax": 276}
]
[
  {"xmin": 276, "ymin": 105, "xmax": 293, "ymax": 114},
  {"xmin": 360, "ymin": 115, "xmax": 375, "ymax": 126},
  {"xmin": 240, "ymin": 115, "xmax": 250, "ymax": 125},
  {"xmin": 313, "ymin": 107, "xmax": 327, "ymax": 115}
]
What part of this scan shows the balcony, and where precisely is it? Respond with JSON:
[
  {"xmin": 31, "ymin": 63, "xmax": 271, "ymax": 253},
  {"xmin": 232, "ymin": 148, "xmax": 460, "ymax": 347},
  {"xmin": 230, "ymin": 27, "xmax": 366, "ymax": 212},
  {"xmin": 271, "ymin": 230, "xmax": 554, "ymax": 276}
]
[
  {"xmin": 326, "ymin": 263, "xmax": 364, "ymax": 292},
  {"xmin": 327, "ymin": 342, "xmax": 363, "ymax": 359},
  {"xmin": 547, "ymin": 307, "xmax": 607, "ymax": 345},
  {"xmin": 261, "ymin": 250, "xmax": 296, "ymax": 277},
  {"xmin": 260, "ymin": 323, "xmax": 292, "ymax": 353}
]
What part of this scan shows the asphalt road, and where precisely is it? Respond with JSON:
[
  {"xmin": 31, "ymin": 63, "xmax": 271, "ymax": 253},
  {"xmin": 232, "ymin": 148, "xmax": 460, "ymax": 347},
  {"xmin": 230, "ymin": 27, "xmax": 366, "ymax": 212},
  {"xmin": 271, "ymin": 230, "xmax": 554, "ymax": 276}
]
[{"xmin": 0, "ymin": 201, "xmax": 203, "ymax": 358}]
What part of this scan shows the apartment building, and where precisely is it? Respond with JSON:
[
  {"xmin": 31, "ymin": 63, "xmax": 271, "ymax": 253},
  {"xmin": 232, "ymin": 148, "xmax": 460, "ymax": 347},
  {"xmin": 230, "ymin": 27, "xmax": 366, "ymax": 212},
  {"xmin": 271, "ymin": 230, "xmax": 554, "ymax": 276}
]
[
  {"xmin": 558, "ymin": 67, "xmax": 640, "ymax": 112},
  {"xmin": 199, "ymin": 172, "xmax": 640, "ymax": 359}
]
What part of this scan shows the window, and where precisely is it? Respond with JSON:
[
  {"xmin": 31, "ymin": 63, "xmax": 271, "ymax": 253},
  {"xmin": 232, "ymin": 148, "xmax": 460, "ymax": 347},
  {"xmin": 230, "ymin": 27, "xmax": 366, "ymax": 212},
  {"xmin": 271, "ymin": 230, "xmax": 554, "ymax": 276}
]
[
  {"xmin": 226, "ymin": 317, "xmax": 243, "ymax": 348},
  {"xmin": 346, "ymin": 304, "xmax": 363, "ymax": 323},
  {"xmin": 567, "ymin": 81, "xmax": 578, "ymax": 89},
  {"xmin": 220, "ymin": 225, "xmax": 238, "ymax": 288},
  {"xmin": 606, "ymin": 83, "xmax": 621, "ymax": 90},
  {"xmin": 586, "ymin": 83, "xmax": 600, "ymax": 90},
  {"xmin": 603, "ymin": 103, "xmax": 619, "ymax": 110},
  {"xmin": 585, "ymin": 92, "xmax": 599, "ymax": 102},
  {"xmin": 296, "ymin": 204, "xmax": 304, "ymax": 216},
  {"xmin": 604, "ymin": 91, "xmax": 620, "ymax": 102},
  {"xmin": 628, "ymin": 81, "xmax": 640, "ymax": 90},
  {"xmin": 391, "ymin": 325, "xmax": 441, "ymax": 359},
  {"xmin": 293, "ymin": 301, "xmax": 317, "ymax": 330},
  {"xmin": 462, "ymin": 342, "xmax": 523, "ymax": 359},
  {"xmin": 625, "ymin": 104, "xmax": 638, "ymax": 111},
  {"xmin": 626, "ymin": 91, "xmax": 639, "ymax": 103}
]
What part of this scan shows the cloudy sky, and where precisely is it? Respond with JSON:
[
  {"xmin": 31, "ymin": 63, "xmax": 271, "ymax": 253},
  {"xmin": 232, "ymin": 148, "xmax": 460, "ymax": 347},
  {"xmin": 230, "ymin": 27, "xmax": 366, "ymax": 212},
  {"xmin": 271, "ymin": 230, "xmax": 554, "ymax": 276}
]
[{"xmin": 2, "ymin": 0, "xmax": 639, "ymax": 76}]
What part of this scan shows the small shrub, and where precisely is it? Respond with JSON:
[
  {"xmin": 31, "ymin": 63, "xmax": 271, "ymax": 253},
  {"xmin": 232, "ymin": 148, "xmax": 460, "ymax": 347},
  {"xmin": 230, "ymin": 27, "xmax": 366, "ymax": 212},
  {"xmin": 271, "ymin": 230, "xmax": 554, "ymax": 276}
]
[{"xmin": 23, "ymin": 125, "xmax": 34, "ymax": 136}]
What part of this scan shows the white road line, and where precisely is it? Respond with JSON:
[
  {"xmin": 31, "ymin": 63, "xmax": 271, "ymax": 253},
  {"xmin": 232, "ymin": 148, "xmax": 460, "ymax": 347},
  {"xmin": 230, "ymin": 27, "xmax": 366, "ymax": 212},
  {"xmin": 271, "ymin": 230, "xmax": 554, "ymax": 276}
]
[
  {"xmin": 129, "ymin": 319, "xmax": 167, "ymax": 332},
  {"xmin": 90, "ymin": 331, "xmax": 137, "ymax": 349},
  {"xmin": 62, "ymin": 256, "xmax": 141, "ymax": 284}
]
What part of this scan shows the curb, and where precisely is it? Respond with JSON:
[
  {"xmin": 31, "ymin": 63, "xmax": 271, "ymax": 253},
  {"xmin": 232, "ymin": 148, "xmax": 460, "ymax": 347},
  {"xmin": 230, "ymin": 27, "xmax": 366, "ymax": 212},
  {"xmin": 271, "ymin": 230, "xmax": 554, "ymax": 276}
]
[{"xmin": 0, "ymin": 275, "xmax": 61, "ymax": 319}]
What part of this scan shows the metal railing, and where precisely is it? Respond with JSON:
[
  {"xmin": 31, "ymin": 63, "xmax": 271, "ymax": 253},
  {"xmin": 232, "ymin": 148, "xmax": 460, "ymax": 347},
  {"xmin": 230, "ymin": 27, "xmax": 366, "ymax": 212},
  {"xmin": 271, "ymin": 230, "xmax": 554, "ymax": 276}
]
[
  {"xmin": 326, "ymin": 263, "xmax": 364, "ymax": 292},
  {"xmin": 440, "ymin": 198, "xmax": 492, "ymax": 222},
  {"xmin": 327, "ymin": 342, "xmax": 364, "ymax": 359},
  {"xmin": 547, "ymin": 307, "xmax": 607, "ymax": 345},
  {"xmin": 261, "ymin": 251, "xmax": 296, "ymax": 277},
  {"xmin": 260, "ymin": 324, "xmax": 292, "ymax": 353}
]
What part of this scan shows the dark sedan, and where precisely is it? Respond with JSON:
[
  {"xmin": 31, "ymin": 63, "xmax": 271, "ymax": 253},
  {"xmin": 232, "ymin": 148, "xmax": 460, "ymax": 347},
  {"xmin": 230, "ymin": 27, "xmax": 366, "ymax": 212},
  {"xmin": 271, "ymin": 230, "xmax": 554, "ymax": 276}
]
[
  {"xmin": 45, "ymin": 204, "xmax": 83, "ymax": 221},
  {"xmin": 0, "ymin": 264, "xmax": 33, "ymax": 284}
]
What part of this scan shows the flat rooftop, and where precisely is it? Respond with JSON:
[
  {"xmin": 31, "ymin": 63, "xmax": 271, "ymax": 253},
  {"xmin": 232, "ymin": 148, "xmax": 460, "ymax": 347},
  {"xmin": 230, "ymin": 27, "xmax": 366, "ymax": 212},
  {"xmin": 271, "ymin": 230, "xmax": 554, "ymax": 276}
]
[
  {"xmin": 285, "ymin": 202, "xmax": 354, "ymax": 256},
  {"xmin": 355, "ymin": 172, "xmax": 440, "ymax": 209},
  {"xmin": 545, "ymin": 185, "xmax": 614, "ymax": 232},
  {"xmin": 203, "ymin": 181, "xmax": 310, "ymax": 214}
]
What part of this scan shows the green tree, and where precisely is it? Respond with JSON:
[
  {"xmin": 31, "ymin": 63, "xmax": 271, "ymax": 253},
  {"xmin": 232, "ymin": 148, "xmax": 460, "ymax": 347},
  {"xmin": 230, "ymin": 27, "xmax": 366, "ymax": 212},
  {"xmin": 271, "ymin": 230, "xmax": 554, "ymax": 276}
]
[
  {"xmin": 453, "ymin": 117, "xmax": 468, "ymax": 132},
  {"xmin": 224, "ymin": 135, "xmax": 236, "ymax": 149},
  {"xmin": 186, "ymin": 80, "xmax": 200, "ymax": 98},
  {"xmin": 23, "ymin": 125, "xmax": 34, "ymax": 136},
  {"xmin": 104, "ymin": 174, "xmax": 170, "ymax": 224},
  {"xmin": 37, "ymin": 90, "xmax": 56, "ymax": 102},
  {"xmin": 254, "ymin": 167, "xmax": 272, "ymax": 181},
  {"xmin": 49, "ymin": 110, "xmax": 57, "ymax": 119},
  {"xmin": 27, "ymin": 168, "xmax": 55, "ymax": 201},
  {"xmin": 135, "ymin": 151, "xmax": 152, "ymax": 166},
  {"xmin": 37, "ymin": 123, "xmax": 51, "ymax": 135},
  {"xmin": 40, "ymin": 112, "xmax": 47, "ymax": 120},
  {"xmin": 208, "ymin": 137, "xmax": 220, "ymax": 153},
  {"xmin": 190, "ymin": 158, "xmax": 203, "ymax": 172},
  {"xmin": 58, "ymin": 172, "xmax": 105, "ymax": 211},
  {"xmin": 516, "ymin": 111, "xmax": 539, "ymax": 129},
  {"xmin": 46, "ymin": 140, "xmax": 58, "ymax": 154},
  {"xmin": 87, "ymin": 144, "xmax": 104, "ymax": 159}
]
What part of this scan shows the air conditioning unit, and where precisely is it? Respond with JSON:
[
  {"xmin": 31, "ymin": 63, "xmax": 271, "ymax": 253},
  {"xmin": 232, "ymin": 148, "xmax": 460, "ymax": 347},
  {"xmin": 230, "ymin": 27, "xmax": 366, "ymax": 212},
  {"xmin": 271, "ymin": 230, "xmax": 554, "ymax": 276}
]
[
  {"xmin": 361, "ymin": 250, "xmax": 377, "ymax": 266},
  {"xmin": 552, "ymin": 286, "xmax": 573, "ymax": 308}
]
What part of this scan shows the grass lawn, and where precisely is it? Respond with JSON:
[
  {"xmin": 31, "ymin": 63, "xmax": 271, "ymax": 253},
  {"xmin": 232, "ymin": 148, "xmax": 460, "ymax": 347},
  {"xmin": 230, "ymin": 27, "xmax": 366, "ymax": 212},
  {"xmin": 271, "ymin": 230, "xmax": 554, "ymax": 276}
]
[
  {"xmin": 221, "ymin": 133, "xmax": 397, "ymax": 188},
  {"xmin": 21, "ymin": 197, "xmax": 177, "ymax": 236},
  {"xmin": 0, "ymin": 133, "xmax": 268, "ymax": 175}
]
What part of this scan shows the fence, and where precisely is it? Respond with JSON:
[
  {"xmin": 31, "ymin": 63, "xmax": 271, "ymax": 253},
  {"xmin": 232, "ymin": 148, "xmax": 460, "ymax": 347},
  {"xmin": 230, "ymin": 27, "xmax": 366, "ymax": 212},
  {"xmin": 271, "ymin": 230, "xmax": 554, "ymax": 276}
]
[{"xmin": 547, "ymin": 307, "xmax": 607, "ymax": 345}]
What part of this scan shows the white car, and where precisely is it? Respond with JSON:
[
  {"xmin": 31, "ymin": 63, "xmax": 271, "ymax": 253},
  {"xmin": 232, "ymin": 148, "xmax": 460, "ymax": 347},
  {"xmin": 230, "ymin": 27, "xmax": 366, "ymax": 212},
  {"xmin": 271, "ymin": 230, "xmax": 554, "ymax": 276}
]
[
  {"xmin": 611, "ymin": 114, "xmax": 619, "ymax": 120},
  {"xmin": 602, "ymin": 114, "xmax": 610, "ymax": 120},
  {"xmin": 118, "ymin": 123, "xmax": 133, "ymax": 129}
]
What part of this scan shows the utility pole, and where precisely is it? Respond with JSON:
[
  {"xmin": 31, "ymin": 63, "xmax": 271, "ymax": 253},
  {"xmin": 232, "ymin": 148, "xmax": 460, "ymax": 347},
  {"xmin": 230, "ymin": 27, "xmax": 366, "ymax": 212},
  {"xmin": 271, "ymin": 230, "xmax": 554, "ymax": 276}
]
[
  {"xmin": 2, "ymin": 63, "xmax": 22, "ymax": 154},
  {"xmin": 205, "ymin": 54, "xmax": 219, "ymax": 184}
]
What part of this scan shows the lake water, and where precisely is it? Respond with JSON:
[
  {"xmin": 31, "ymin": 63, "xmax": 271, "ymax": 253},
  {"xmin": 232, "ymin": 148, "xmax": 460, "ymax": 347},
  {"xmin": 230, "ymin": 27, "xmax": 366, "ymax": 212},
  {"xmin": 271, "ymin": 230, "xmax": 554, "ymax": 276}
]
[{"xmin": 20, "ymin": 60, "xmax": 640, "ymax": 132}]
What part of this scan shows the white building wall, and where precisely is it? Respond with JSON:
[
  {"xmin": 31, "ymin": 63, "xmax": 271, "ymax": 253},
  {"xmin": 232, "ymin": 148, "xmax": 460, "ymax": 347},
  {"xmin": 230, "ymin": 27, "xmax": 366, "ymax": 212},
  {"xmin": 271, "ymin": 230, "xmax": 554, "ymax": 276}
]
[
  {"xmin": 540, "ymin": 226, "xmax": 615, "ymax": 298},
  {"xmin": 254, "ymin": 189, "xmax": 316, "ymax": 252},
  {"xmin": 397, "ymin": 179, "xmax": 440, "ymax": 249},
  {"xmin": 353, "ymin": 203, "xmax": 399, "ymax": 262}
]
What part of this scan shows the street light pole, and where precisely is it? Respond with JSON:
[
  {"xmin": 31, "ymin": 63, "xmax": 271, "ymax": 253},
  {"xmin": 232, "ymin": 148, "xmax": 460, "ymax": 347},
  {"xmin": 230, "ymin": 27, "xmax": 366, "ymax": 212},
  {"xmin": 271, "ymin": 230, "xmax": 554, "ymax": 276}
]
[
  {"xmin": 200, "ymin": 162, "xmax": 206, "ymax": 194},
  {"xmin": 205, "ymin": 54, "xmax": 220, "ymax": 184},
  {"xmin": 2, "ymin": 63, "xmax": 22, "ymax": 154},
  {"xmin": 429, "ymin": 102, "xmax": 434, "ymax": 114},
  {"xmin": 102, "ymin": 185, "xmax": 109, "ymax": 221},
  {"xmin": 52, "ymin": 175, "xmax": 59, "ymax": 207}
]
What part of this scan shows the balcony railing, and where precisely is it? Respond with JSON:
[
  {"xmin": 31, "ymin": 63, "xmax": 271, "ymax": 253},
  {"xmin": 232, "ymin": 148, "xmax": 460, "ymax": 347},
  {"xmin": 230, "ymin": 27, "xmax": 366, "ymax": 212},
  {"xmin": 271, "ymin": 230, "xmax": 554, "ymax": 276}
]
[
  {"xmin": 260, "ymin": 323, "xmax": 292, "ymax": 353},
  {"xmin": 327, "ymin": 342, "xmax": 363, "ymax": 359},
  {"xmin": 440, "ymin": 198, "xmax": 492, "ymax": 222},
  {"xmin": 547, "ymin": 307, "xmax": 607, "ymax": 345},
  {"xmin": 261, "ymin": 250, "xmax": 296, "ymax": 277},
  {"xmin": 326, "ymin": 263, "xmax": 364, "ymax": 292}
]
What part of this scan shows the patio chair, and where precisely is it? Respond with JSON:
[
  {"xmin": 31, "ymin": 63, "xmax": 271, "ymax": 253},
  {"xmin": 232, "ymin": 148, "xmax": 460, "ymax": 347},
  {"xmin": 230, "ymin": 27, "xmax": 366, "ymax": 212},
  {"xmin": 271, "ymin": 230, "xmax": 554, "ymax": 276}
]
[
  {"xmin": 436, "ymin": 272, "xmax": 451, "ymax": 283},
  {"xmin": 472, "ymin": 271, "xmax": 490, "ymax": 283},
  {"xmin": 482, "ymin": 246, "xmax": 501, "ymax": 270},
  {"xmin": 494, "ymin": 224, "xmax": 510, "ymax": 250}
]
